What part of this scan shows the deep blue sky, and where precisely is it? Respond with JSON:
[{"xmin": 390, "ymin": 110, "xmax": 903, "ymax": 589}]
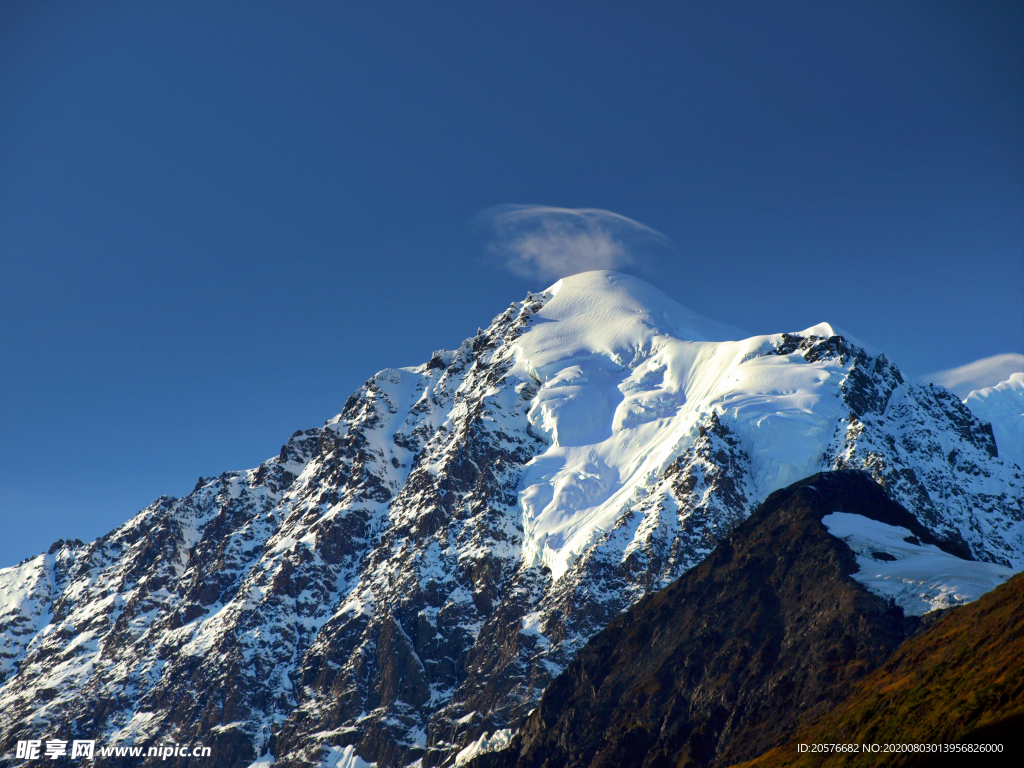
[{"xmin": 2, "ymin": 1, "xmax": 1022, "ymax": 568}]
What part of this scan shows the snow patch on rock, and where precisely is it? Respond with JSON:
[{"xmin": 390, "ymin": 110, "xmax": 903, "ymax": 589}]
[
  {"xmin": 454, "ymin": 729, "xmax": 513, "ymax": 766},
  {"xmin": 321, "ymin": 745, "xmax": 376, "ymax": 768},
  {"xmin": 822, "ymin": 512, "xmax": 1016, "ymax": 615}
]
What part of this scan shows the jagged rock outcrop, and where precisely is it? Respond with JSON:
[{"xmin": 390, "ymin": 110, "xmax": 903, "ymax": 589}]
[{"xmin": 1, "ymin": 272, "xmax": 1020, "ymax": 767}]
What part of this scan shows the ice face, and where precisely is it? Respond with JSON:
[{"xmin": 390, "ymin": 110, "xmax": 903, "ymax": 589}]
[{"xmin": 507, "ymin": 273, "xmax": 856, "ymax": 580}]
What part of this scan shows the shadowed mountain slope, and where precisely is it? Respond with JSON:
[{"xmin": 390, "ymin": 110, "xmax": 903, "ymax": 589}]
[{"xmin": 732, "ymin": 571, "xmax": 1024, "ymax": 767}]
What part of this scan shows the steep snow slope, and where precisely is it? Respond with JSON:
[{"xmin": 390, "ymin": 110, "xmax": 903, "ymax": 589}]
[
  {"xmin": 965, "ymin": 372, "xmax": 1024, "ymax": 470},
  {"xmin": 0, "ymin": 271, "xmax": 1020, "ymax": 768}
]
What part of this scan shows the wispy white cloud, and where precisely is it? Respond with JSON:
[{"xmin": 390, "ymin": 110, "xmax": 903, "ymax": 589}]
[{"xmin": 481, "ymin": 204, "xmax": 671, "ymax": 281}]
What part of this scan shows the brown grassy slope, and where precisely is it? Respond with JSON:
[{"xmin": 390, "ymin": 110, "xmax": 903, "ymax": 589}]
[{"xmin": 732, "ymin": 571, "xmax": 1024, "ymax": 767}]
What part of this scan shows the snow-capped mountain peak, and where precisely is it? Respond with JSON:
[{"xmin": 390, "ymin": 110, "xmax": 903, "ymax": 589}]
[
  {"xmin": 522, "ymin": 271, "xmax": 746, "ymax": 368},
  {"xmin": 924, "ymin": 352, "xmax": 1024, "ymax": 399},
  {"xmin": 965, "ymin": 372, "xmax": 1024, "ymax": 470},
  {"xmin": 1, "ymin": 272, "xmax": 1020, "ymax": 768}
]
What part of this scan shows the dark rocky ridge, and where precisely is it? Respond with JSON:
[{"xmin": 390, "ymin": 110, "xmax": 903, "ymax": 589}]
[{"xmin": 473, "ymin": 471, "xmax": 956, "ymax": 768}]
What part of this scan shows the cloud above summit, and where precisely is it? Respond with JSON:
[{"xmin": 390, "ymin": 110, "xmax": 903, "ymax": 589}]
[{"xmin": 482, "ymin": 205, "xmax": 671, "ymax": 281}]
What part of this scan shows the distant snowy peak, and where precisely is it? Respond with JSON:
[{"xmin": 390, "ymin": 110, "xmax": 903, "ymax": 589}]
[
  {"xmin": 969, "ymin": 369, "xmax": 1024, "ymax": 398},
  {"xmin": 965, "ymin": 372, "xmax": 1024, "ymax": 470},
  {"xmin": 924, "ymin": 353, "xmax": 1024, "ymax": 399}
]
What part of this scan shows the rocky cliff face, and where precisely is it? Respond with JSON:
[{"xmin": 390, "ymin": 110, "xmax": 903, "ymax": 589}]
[{"xmin": 1, "ymin": 272, "xmax": 1020, "ymax": 768}]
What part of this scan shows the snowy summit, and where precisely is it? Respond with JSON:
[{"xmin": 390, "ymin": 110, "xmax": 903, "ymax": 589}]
[{"xmin": 506, "ymin": 272, "xmax": 858, "ymax": 580}]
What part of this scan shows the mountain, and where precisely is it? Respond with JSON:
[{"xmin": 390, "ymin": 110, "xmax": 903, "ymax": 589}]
[
  {"xmin": 1, "ymin": 271, "xmax": 1020, "ymax": 767},
  {"xmin": 736, "ymin": 570, "xmax": 1024, "ymax": 768},
  {"xmin": 964, "ymin": 372, "xmax": 1024, "ymax": 472},
  {"xmin": 467, "ymin": 471, "xmax": 1014, "ymax": 768}
]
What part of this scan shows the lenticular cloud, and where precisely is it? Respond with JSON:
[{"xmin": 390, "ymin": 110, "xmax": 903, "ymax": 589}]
[{"xmin": 482, "ymin": 204, "xmax": 671, "ymax": 280}]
